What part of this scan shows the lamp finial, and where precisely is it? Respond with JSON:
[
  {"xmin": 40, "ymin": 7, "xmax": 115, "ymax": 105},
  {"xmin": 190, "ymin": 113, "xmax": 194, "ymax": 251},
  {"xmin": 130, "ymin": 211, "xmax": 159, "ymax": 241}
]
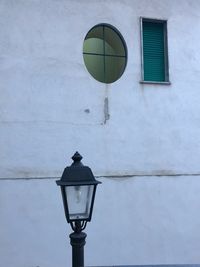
[{"xmin": 72, "ymin": 152, "xmax": 83, "ymax": 164}]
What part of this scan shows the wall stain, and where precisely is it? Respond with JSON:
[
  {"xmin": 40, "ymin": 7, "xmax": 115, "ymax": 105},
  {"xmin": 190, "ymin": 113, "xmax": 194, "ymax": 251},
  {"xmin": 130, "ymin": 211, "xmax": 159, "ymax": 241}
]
[
  {"xmin": 103, "ymin": 84, "xmax": 110, "ymax": 124},
  {"xmin": 84, "ymin": 108, "xmax": 90, "ymax": 113},
  {"xmin": 103, "ymin": 97, "xmax": 110, "ymax": 124}
]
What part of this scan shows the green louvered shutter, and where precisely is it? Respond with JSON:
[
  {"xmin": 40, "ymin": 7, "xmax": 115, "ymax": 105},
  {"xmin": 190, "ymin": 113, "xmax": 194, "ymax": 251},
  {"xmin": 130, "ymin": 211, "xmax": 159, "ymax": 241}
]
[{"xmin": 143, "ymin": 21, "xmax": 165, "ymax": 82}]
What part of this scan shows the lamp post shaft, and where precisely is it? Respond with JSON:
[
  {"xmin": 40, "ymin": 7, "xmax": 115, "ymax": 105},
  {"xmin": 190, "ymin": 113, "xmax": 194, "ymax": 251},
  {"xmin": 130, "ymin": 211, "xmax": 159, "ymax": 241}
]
[{"xmin": 70, "ymin": 231, "xmax": 87, "ymax": 267}]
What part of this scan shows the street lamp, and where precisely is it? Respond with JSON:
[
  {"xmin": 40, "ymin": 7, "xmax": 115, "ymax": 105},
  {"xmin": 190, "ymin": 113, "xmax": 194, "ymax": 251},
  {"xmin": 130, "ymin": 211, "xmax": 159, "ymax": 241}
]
[{"xmin": 56, "ymin": 152, "xmax": 101, "ymax": 267}]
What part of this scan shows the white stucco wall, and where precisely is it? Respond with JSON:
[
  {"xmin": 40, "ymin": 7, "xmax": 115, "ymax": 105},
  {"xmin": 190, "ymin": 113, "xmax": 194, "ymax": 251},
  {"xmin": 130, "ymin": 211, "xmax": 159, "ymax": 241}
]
[
  {"xmin": 1, "ymin": 0, "xmax": 200, "ymax": 177},
  {"xmin": 1, "ymin": 176, "xmax": 200, "ymax": 267},
  {"xmin": 1, "ymin": 0, "xmax": 200, "ymax": 266}
]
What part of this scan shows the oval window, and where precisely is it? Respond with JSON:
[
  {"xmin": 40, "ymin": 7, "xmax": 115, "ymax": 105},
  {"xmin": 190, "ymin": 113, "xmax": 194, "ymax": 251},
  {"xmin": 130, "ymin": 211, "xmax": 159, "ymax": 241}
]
[{"xmin": 83, "ymin": 24, "xmax": 127, "ymax": 84}]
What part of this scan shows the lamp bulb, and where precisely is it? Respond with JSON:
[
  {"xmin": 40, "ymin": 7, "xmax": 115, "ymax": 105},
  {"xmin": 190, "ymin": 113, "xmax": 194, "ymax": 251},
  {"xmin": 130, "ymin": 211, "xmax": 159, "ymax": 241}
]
[{"xmin": 75, "ymin": 186, "xmax": 81, "ymax": 203}]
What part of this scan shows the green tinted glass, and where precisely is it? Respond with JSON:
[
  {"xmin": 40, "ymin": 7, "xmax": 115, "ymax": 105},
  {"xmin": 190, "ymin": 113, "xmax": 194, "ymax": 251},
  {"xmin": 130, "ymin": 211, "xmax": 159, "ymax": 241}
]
[
  {"xmin": 83, "ymin": 54, "xmax": 105, "ymax": 83},
  {"xmin": 104, "ymin": 27, "xmax": 125, "ymax": 56},
  {"xmin": 83, "ymin": 26, "xmax": 104, "ymax": 54},
  {"xmin": 83, "ymin": 24, "xmax": 127, "ymax": 84},
  {"xmin": 105, "ymin": 56, "xmax": 126, "ymax": 83}
]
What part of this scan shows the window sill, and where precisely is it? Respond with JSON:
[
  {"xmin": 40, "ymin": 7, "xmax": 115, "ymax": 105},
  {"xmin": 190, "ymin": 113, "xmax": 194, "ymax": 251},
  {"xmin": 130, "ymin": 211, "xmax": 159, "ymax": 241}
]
[{"xmin": 140, "ymin": 80, "xmax": 171, "ymax": 85}]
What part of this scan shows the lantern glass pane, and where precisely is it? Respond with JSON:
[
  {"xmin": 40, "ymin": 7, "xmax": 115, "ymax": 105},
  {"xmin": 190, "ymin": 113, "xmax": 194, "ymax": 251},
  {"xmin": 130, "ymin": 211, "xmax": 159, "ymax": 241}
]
[{"xmin": 65, "ymin": 185, "xmax": 94, "ymax": 220}]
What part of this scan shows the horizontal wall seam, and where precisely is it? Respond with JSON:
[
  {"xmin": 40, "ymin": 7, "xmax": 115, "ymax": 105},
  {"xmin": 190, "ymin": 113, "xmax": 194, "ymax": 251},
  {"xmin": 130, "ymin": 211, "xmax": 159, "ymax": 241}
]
[
  {"xmin": 1, "ymin": 173, "xmax": 200, "ymax": 181},
  {"xmin": 0, "ymin": 121, "xmax": 101, "ymax": 126}
]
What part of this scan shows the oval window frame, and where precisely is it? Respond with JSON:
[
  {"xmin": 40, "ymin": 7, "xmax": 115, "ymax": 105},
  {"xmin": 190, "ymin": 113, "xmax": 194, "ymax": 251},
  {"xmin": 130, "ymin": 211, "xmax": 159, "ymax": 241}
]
[{"xmin": 83, "ymin": 23, "xmax": 128, "ymax": 84}]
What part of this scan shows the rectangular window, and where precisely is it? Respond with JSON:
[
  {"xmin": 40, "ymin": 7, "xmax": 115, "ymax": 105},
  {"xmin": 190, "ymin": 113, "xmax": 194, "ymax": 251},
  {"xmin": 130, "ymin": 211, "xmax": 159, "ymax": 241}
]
[{"xmin": 141, "ymin": 18, "xmax": 170, "ymax": 84}]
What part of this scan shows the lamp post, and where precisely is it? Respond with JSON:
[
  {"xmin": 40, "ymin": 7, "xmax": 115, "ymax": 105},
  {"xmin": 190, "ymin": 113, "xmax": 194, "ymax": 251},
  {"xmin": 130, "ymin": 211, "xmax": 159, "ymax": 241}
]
[{"xmin": 56, "ymin": 152, "xmax": 101, "ymax": 267}]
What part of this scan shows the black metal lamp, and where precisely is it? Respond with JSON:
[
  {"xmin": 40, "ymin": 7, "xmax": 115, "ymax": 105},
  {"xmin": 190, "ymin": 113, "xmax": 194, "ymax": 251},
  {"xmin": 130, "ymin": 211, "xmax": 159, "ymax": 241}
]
[{"xmin": 56, "ymin": 152, "xmax": 101, "ymax": 267}]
